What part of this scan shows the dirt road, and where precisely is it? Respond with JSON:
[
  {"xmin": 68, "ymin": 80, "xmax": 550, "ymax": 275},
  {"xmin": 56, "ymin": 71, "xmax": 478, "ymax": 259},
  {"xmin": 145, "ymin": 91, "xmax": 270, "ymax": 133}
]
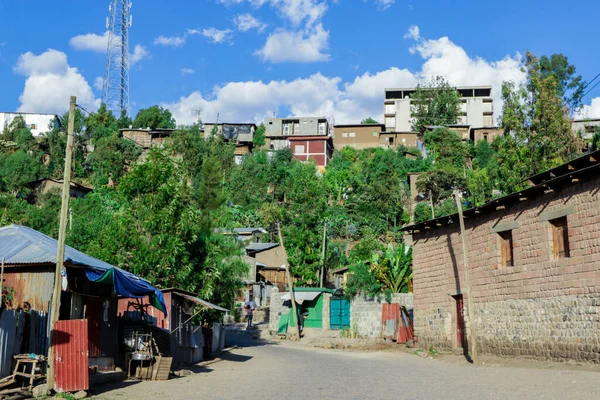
[{"xmin": 92, "ymin": 334, "xmax": 600, "ymax": 400}]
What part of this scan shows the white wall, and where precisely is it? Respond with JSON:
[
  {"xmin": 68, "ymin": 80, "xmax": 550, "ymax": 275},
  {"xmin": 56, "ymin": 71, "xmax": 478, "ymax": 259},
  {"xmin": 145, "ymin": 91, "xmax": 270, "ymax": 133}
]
[
  {"xmin": 465, "ymin": 98, "xmax": 485, "ymax": 127},
  {"xmin": 0, "ymin": 113, "xmax": 58, "ymax": 137},
  {"xmin": 395, "ymin": 99, "xmax": 412, "ymax": 131}
]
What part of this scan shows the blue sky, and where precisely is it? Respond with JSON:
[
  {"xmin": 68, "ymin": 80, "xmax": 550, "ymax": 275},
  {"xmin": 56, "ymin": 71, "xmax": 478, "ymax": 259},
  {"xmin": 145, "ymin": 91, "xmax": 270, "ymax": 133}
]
[{"xmin": 1, "ymin": 0, "xmax": 599, "ymax": 124}]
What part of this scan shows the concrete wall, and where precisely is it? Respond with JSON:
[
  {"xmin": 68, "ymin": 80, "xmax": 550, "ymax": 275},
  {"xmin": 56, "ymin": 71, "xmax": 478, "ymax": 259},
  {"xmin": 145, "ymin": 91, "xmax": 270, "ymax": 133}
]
[
  {"xmin": 265, "ymin": 117, "xmax": 328, "ymax": 137},
  {"xmin": 411, "ymin": 175, "xmax": 600, "ymax": 362},
  {"xmin": 394, "ymin": 99, "xmax": 412, "ymax": 132},
  {"xmin": 350, "ymin": 294, "xmax": 414, "ymax": 338},
  {"xmin": 465, "ymin": 98, "xmax": 485, "ymax": 127}
]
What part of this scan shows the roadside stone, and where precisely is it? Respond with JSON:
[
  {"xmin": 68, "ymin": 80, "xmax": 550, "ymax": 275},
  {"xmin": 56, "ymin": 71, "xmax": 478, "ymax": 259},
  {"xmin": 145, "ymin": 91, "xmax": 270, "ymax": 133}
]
[
  {"xmin": 73, "ymin": 390, "xmax": 88, "ymax": 399},
  {"xmin": 32, "ymin": 383, "xmax": 49, "ymax": 398}
]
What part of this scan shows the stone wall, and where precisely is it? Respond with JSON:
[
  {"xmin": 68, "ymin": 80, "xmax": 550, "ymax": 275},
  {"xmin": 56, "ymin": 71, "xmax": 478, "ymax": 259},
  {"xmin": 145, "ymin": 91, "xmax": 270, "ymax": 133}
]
[
  {"xmin": 269, "ymin": 288, "xmax": 287, "ymax": 332},
  {"xmin": 411, "ymin": 174, "xmax": 600, "ymax": 362},
  {"xmin": 350, "ymin": 294, "xmax": 414, "ymax": 338}
]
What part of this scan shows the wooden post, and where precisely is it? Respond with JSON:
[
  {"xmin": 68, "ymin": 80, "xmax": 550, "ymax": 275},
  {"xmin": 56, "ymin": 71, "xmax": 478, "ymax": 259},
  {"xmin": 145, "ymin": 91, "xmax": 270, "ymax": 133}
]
[
  {"xmin": 277, "ymin": 223, "xmax": 300, "ymax": 341},
  {"xmin": 319, "ymin": 221, "xmax": 327, "ymax": 287},
  {"xmin": 47, "ymin": 96, "xmax": 76, "ymax": 390},
  {"xmin": 454, "ymin": 189, "xmax": 477, "ymax": 359},
  {"xmin": 0, "ymin": 258, "xmax": 5, "ymax": 308}
]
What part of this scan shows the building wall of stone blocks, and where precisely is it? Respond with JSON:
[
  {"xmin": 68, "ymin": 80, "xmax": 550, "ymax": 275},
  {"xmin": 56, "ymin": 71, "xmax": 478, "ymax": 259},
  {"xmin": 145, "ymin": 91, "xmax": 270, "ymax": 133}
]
[
  {"xmin": 411, "ymin": 175, "xmax": 600, "ymax": 362},
  {"xmin": 268, "ymin": 288, "xmax": 288, "ymax": 332},
  {"xmin": 350, "ymin": 294, "xmax": 413, "ymax": 338}
]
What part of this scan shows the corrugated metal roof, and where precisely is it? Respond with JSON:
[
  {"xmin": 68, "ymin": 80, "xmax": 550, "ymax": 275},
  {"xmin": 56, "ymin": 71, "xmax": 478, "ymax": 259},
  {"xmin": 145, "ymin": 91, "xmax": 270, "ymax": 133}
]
[
  {"xmin": 0, "ymin": 224, "xmax": 142, "ymax": 280},
  {"xmin": 179, "ymin": 293, "xmax": 229, "ymax": 312},
  {"xmin": 245, "ymin": 243, "xmax": 279, "ymax": 253}
]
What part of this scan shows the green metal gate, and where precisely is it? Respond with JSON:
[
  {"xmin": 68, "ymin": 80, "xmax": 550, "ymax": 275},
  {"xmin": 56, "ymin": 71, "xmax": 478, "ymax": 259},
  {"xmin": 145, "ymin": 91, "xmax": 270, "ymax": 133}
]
[{"xmin": 330, "ymin": 297, "xmax": 350, "ymax": 330}]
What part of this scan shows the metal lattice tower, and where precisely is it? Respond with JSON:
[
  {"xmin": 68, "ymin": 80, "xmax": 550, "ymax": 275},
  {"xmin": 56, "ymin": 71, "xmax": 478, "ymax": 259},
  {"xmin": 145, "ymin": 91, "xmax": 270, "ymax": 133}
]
[{"xmin": 102, "ymin": 0, "xmax": 132, "ymax": 116}]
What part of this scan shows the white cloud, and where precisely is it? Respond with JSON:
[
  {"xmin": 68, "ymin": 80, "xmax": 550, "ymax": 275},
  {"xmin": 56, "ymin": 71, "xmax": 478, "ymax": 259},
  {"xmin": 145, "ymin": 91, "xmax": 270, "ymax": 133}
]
[
  {"xmin": 374, "ymin": 0, "xmax": 395, "ymax": 10},
  {"xmin": 160, "ymin": 26, "xmax": 525, "ymax": 126},
  {"xmin": 576, "ymin": 97, "xmax": 600, "ymax": 119},
  {"xmin": 94, "ymin": 76, "xmax": 104, "ymax": 90},
  {"xmin": 69, "ymin": 31, "xmax": 109, "ymax": 53},
  {"xmin": 218, "ymin": 0, "xmax": 326, "ymax": 27},
  {"xmin": 201, "ymin": 28, "xmax": 235, "ymax": 44},
  {"xmin": 256, "ymin": 24, "xmax": 329, "ymax": 63},
  {"xmin": 234, "ymin": 13, "xmax": 268, "ymax": 32},
  {"xmin": 130, "ymin": 45, "xmax": 149, "ymax": 65},
  {"xmin": 180, "ymin": 68, "xmax": 195, "ymax": 75},
  {"xmin": 404, "ymin": 25, "xmax": 419, "ymax": 40},
  {"xmin": 14, "ymin": 49, "xmax": 97, "ymax": 114},
  {"xmin": 153, "ymin": 35, "xmax": 186, "ymax": 47}
]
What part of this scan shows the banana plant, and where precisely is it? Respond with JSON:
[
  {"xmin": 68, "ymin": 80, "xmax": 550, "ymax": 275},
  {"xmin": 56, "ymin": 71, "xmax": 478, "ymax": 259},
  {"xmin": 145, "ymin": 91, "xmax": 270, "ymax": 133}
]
[{"xmin": 370, "ymin": 244, "xmax": 412, "ymax": 293}]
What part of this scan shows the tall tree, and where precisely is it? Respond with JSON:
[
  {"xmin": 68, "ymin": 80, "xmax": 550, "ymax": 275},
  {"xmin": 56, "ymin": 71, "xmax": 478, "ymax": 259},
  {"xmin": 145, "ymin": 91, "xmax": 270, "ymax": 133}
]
[
  {"xmin": 132, "ymin": 105, "xmax": 176, "ymax": 129},
  {"xmin": 411, "ymin": 76, "xmax": 461, "ymax": 137},
  {"xmin": 361, "ymin": 117, "xmax": 379, "ymax": 124}
]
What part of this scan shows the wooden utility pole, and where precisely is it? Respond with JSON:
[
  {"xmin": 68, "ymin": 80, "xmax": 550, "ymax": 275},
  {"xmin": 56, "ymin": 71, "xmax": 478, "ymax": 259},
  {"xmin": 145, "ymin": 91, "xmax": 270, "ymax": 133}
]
[
  {"xmin": 0, "ymin": 258, "xmax": 5, "ymax": 308},
  {"xmin": 47, "ymin": 96, "xmax": 76, "ymax": 390},
  {"xmin": 319, "ymin": 221, "xmax": 327, "ymax": 287},
  {"xmin": 454, "ymin": 189, "xmax": 477, "ymax": 359},
  {"xmin": 277, "ymin": 223, "xmax": 300, "ymax": 341}
]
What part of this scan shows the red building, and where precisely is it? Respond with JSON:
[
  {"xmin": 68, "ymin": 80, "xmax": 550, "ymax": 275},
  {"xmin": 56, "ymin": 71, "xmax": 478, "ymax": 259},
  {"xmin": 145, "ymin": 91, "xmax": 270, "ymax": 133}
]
[{"xmin": 288, "ymin": 135, "xmax": 333, "ymax": 169}]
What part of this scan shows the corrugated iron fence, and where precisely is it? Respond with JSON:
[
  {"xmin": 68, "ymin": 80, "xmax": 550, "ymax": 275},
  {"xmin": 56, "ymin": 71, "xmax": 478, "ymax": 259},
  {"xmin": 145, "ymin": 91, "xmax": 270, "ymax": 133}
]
[
  {"xmin": 0, "ymin": 309, "xmax": 49, "ymax": 378},
  {"xmin": 53, "ymin": 319, "xmax": 89, "ymax": 393}
]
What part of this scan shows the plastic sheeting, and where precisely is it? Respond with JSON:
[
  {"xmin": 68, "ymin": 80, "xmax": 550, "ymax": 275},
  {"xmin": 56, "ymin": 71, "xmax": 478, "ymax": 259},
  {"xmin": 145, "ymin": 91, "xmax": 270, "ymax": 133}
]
[{"xmin": 85, "ymin": 268, "xmax": 167, "ymax": 316}]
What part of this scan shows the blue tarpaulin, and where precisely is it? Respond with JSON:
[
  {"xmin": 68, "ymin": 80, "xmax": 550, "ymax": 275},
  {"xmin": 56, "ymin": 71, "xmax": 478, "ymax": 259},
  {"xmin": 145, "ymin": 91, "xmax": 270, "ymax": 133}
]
[{"xmin": 85, "ymin": 268, "xmax": 167, "ymax": 316}]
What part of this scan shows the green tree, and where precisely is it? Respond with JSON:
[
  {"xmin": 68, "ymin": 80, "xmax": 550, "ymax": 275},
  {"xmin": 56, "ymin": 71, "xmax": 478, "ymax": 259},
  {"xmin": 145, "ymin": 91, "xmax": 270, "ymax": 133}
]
[
  {"xmin": 423, "ymin": 127, "xmax": 469, "ymax": 168},
  {"xmin": 132, "ymin": 106, "xmax": 176, "ymax": 129},
  {"xmin": 253, "ymin": 123, "xmax": 266, "ymax": 147},
  {"xmin": 361, "ymin": 118, "xmax": 379, "ymax": 124},
  {"xmin": 411, "ymin": 76, "xmax": 461, "ymax": 137},
  {"xmin": 0, "ymin": 151, "xmax": 42, "ymax": 193}
]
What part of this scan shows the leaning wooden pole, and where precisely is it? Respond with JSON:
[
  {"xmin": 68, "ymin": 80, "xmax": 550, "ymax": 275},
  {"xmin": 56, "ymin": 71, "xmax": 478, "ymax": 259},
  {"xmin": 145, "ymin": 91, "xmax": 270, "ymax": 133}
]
[
  {"xmin": 47, "ymin": 96, "xmax": 76, "ymax": 390},
  {"xmin": 319, "ymin": 221, "xmax": 327, "ymax": 287},
  {"xmin": 277, "ymin": 223, "xmax": 300, "ymax": 341},
  {"xmin": 454, "ymin": 189, "xmax": 477, "ymax": 359}
]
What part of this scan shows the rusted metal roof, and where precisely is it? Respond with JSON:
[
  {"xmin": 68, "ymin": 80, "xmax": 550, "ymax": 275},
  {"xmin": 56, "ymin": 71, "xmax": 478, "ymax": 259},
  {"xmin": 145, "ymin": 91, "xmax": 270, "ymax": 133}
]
[
  {"xmin": 0, "ymin": 225, "xmax": 142, "ymax": 281},
  {"xmin": 178, "ymin": 293, "xmax": 229, "ymax": 312}
]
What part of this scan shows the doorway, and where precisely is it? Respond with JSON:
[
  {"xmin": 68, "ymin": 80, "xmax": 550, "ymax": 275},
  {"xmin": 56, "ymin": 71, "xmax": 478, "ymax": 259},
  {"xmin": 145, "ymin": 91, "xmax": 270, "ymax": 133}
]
[{"xmin": 454, "ymin": 295, "xmax": 466, "ymax": 349}]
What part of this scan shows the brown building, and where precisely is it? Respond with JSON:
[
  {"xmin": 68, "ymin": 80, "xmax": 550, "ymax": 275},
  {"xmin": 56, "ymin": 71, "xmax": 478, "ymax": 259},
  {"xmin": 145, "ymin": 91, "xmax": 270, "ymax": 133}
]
[
  {"xmin": 332, "ymin": 124, "xmax": 385, "ymax": 150},
  {"xmin": 379, "ymin": 132, "xmax": 419, "ymax": 149},
  {"xmin": 471, "ymin": 127, "xmax": 503, "ymax": 143},
  {"xmin": 402, "ymin": 150, "xmax": 600, "ymax": 362},
  {"xmin": 121, "ymin": 128, "xmax": 175, "ymax": 157},
  {"xmin": 203, "ymin": 123, "xmax": 256, "ymax": 164},
  {"xmin": 244, "ymin": 243, "xmax": 288, "ymax": 291}
]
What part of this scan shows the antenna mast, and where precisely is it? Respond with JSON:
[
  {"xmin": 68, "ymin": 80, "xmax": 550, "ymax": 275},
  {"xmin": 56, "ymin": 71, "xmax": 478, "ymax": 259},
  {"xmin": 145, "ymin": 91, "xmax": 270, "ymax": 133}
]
[{"xmin": 102, "ymin": 0, "xmax": 132, "ymax": 116}]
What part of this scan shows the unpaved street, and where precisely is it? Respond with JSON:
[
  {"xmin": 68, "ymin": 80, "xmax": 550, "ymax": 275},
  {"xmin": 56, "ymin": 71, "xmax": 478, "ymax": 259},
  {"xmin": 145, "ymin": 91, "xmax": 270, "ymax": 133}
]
[{"xmin": 93, "ymin": 335, "xmax": 600, "ymax": 400}]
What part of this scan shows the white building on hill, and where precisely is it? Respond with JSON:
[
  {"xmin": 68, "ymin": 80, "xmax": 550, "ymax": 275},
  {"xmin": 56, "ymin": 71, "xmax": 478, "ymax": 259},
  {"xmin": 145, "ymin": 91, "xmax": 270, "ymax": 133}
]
[{"xmin": 0, "ymin": 112, "xmax": 61, "ymax": 136}]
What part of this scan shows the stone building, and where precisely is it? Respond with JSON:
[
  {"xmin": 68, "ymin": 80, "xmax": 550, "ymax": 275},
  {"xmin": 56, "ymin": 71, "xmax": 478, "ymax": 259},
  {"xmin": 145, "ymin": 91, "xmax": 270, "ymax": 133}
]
[{"xmin": 402, "ymin": 150, "xmax": 600, "ymax": 362}]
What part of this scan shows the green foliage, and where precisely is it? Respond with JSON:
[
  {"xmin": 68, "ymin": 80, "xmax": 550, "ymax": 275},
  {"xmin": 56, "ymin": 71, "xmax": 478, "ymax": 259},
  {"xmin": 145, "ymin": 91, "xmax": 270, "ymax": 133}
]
[
  {"xmin": 133, "ymin": 105, "xmax": 176, "ymax": 129},
  {"xmin": 0, "ymin": 151, "xmax": 42, "ymax": 193},
  {"xmin": 361, "ymin": 117, "xmax": 379, "ymax": 124},
  {"xmin": 413, "ymin": 202, "xmax": 433, "ymax": 223},
  {"xmin": 411, "ymin": 76, "xmax": 461, "ymax": 136},
  {"xmin": 346, "ymin": 243, "xmax": 413, "ymax": 298},
  {"xmin": 253, "ymin": 123, "xmax": 266, "ymax": 147},
  {"xmin": 1, "ymin": 286, "xmax": 15, "ymax": 308},
  {"xmin": 423, "ymin": 127, "xmax": 469, "ymax": 168},
  {"xmin": 416, "ymin": 167, "xmax": 466, "ymax": 205},
  {"xmin": 592, "ymin": 127, "xmax": 600, "ymax": 151}
]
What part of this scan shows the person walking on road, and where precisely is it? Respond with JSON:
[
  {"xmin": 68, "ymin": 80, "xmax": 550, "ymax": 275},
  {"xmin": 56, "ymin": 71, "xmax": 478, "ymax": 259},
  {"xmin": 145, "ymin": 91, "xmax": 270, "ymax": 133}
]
[{"xmin": 244, "ymin": 295, "xmax": 257, "ymax": 329}]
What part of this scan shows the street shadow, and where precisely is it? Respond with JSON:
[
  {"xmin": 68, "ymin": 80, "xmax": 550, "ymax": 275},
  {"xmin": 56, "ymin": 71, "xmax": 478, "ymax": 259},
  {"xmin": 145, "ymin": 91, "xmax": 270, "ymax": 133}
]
[
  {"xmin": 89, "ymin": 379, "xmax": 140, "ymax": 396},
  {"xmin": 225, "ymin": 331, "xmax": 278, "ymax": 349}
]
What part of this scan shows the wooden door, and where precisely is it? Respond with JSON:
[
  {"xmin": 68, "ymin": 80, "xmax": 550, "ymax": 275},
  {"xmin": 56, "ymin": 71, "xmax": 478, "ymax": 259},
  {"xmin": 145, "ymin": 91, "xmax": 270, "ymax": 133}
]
[{"xmin": 455, "ymin": 295, "xmax": 465, "ymax": 349}]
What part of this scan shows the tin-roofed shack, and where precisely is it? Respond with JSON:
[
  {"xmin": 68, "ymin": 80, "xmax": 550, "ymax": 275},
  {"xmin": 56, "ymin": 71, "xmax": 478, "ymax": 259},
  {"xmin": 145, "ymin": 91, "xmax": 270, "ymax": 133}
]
[
  {"xmin": 0, "ymin": 225, "xmax": 166, "ymax": 388},
  {"xmin": 117, "ymin": 288, "xmax": 228, "ymax": 367},
  {"xmin": 402, "ymin": 150, "xmax": 600, "ymax": 363}
]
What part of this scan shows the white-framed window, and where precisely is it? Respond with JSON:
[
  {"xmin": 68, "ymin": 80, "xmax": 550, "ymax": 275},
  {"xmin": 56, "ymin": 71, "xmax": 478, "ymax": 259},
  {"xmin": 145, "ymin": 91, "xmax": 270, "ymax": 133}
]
[
  {"xmin": 385, "ymin": 104, "xmax": 396, "ymax": 114},
  {"xmin": 483, "ymin": 115, "xmax": 494, "ymax": 126},
  {"xmin": 29, "ymin": 124, "xmax": 37, "ymax": 130},
  {"xmin": 349, "ymin": 132, "xmax": 355, "ymax": 137},
  {"xmin": 319, "ymin": 123, "xmax": 326, "ymax": 135},
  {"xmin": 342, "ymin": 132, "xmax": 348, "ymax": 138},
  {"xmin": 294, "ymin": 145, "xmax": 305, "ymax": 154},
  {"xmin": 385, "ymin": 117, "xmax": 395, "ymax": 128},
  {"xmin": 283, "ymin": 124, "xmax": 290, "ymax": 134}
]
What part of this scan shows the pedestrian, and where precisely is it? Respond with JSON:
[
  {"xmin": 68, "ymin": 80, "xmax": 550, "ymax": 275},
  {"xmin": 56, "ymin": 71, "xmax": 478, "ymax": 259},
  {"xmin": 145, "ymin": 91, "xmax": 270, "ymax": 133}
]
[{"xmin": 244, "ymin": 295, "xmax": 257, "ymax": 329}]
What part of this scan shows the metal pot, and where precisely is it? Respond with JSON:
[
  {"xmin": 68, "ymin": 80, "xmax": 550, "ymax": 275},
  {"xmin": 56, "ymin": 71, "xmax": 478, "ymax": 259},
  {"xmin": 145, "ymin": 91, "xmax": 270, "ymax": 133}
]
[{"xmin": 130, "ymin": 352, "xmax": 152, "ymax": 361}]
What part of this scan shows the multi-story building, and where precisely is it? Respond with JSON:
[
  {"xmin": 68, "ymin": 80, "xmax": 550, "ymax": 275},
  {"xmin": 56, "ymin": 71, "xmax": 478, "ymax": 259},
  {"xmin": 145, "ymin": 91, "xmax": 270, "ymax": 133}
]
[
  {"xmin": 571, "ymin": 118, "xmax": 600, "ymax": 141},
  {"xmin": 383, "ymin": 86, "xmax": 495, "ymax": 132},
  {"xmin": 265, "ymin": 117, "xmax": 329, "ymax": 138},
  {"xmin": 0, "ymin": 112, "xmax": 61, "ymax": 136},
  {"xmin": 203, "ymin": 123, "xmax": 256, "ymax": 164},
  {"xmin": 265, "ymin": 117, "xmax": 332, "ymax": 169},
  {"xmin": 333, "ymin": 123, "xmax": 385, "ymax": 150}
]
